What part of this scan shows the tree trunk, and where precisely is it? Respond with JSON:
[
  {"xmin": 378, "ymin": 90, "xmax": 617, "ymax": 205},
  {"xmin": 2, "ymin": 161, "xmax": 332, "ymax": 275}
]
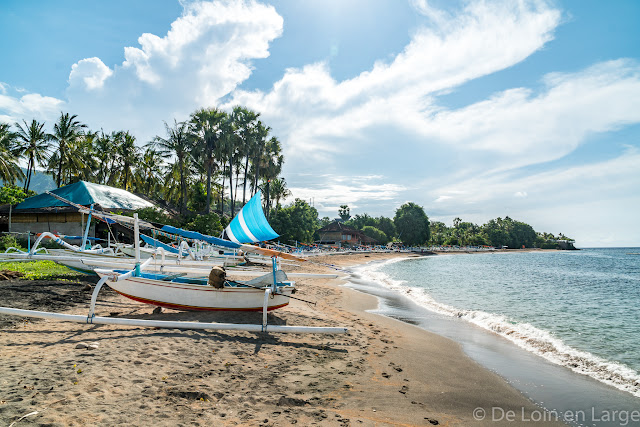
[
  {"xmin": 242, "ymin": 156, "xmax": 249, "ymax": 204},
  {"xmin": 220, "ymin": 163, "xmax": 226, "ymax": 215},
  {"xmin": 179, "ymin": 156, "xmax": 186, "ymax": 215},
  {"xmin": 205, "ymin": 157, "xmax": 212, "ymax": 214},
  {"xmin": 228, "ymin": 158, "xmax": 235, "ymax": 217},
  {"xmin": 56, "ymin": 144, "xmax": 64, "ymax": 187},
  {"xmin": 24, "ymin": 157, "xmax": 33, "ymax": 192},
  {"xmin": 265, "ymin": 179, "xmax": 270, "ymax": 219},
  {"xmin": 253, "ymin": 154, "xmax": 261, "ymax": 196},
  {"xmin": 234, "ymin": 167, "xmax": 240, "ymax": 207}
]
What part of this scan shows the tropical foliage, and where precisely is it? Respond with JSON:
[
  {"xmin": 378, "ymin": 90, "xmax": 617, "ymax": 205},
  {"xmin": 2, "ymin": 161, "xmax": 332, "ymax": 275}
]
[
  {"xmin": 1, "ymin": 106, "xmax": 288, "ymax": 222},
  {"xmin": 427, "ymin": 216, "xmax": 572, "ymax": 249}
]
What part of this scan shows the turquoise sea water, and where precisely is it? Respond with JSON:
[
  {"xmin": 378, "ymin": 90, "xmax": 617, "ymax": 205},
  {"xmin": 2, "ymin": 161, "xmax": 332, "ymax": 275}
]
[{"xmin": 363, "ymin": 248, "xmax": 640, "ymax": 397}]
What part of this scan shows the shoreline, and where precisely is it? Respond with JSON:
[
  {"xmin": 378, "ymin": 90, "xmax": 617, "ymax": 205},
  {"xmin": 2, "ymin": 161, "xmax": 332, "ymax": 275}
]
[
  {"xmin": 0, "ymin": 253, "xmax": 564, "ymax": 426},
  {"xmin": 342, "ymin": 253, "xmax": 640, "ymax": 425}
]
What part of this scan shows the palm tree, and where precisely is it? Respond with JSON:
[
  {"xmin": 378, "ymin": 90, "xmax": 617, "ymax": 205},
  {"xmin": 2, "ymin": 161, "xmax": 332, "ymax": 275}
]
[
  {"xmin": 0, "ymin": 123, "xmax": 24, "ymax": 185},
  {"xmin": 92, "ymin": 130, "xmax": 116, "ymax": 184},
  {"xmin": 231, "ymin": 106, "xmax": 260, "ymax": 206},
  {"xmin": 48, "ymin": 112, "xmax": 87, "ymax": 187},
  {"xmin": 189, "ymin": 108, "xmax": 226, "ymax": 213},
  {"xmin": 270, "ymin": 177, "xmax": 291, "ymax": 208},
  {"xmin": 259, "ymin": 136, "xmax": 284, "ymax": 216},
  {"xmin": 13, "ymin": 119, "xmax": 50, "ymax": 192},
  {"xmin": 114, "ymin": 131, "xmax": 138, "ymax": 191},
  {"xmin": 219, "ymin": 113, "xmax": 239, "ymax": 216},
  {"xmin": 153, "ymin": 120, "xmax": 192, "ymax": 214},
  {"xmin": 134, "ymin": 145, "xmax": 165, "ymax": 196},
  {"xmin": 250, "ymin": 122, "xmax": 270, "ymax": 197},
  {"xmin": 61, "ymin": 131, "xmax": 96, "ymax": 184}
]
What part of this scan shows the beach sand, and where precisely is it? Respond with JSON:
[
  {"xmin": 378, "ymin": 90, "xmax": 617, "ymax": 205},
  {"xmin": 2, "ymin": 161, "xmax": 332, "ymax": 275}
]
[{"xmin": 0, "ymin": 253, "xmax": 564, "ymax": 426}]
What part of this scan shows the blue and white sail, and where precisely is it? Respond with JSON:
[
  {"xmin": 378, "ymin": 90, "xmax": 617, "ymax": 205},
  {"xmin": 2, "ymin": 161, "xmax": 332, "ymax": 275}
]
[{"xmin": 225, "ymin": 191, "xmax": 279, "ymax": 244}]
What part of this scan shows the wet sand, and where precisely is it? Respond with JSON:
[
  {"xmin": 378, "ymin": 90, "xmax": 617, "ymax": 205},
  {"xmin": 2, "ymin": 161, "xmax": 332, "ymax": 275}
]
[{"xmin": 0, "ymin": 253, "xmax": 563, "ymax": 426}]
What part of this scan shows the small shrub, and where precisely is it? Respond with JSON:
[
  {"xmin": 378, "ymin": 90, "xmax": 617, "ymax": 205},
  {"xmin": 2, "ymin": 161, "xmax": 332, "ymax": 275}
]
[{"xmin": 0, "ymin": 234, "xmax": 20, "ymax": 251}]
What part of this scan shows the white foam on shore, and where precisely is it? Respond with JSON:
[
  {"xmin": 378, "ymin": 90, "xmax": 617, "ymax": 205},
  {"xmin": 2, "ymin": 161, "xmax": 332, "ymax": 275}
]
[{"xmin": 354, "ymin": 259, "xmax": 640, "ymax": 398}]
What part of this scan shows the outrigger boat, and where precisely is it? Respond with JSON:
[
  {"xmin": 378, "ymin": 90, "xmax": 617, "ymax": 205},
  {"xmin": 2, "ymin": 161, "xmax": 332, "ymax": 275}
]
[
  {"xmin": 0, "ymin": 192, "xmax": 347, "ymax": 334},
  {"xmin": 96, "ymin": 264, "xmax": 295, "ymax": 312}
]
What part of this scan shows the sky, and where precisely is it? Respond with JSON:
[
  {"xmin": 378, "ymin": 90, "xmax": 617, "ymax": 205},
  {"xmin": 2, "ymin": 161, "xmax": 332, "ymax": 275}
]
[{"xmin": 1, "ymin": 0, "xmax": 639, "ymax": 247}]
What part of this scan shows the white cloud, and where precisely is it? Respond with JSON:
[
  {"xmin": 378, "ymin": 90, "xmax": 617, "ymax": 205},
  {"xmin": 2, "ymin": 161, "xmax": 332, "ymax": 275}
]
[
  {"xmin": 227, "ymin": 0, "xmax": 561, "ymax": 160},
  {"xmin": 423, "ymin": 60, "xmax": 640, "ymax": 171},
  {"xmin": 65, "ymin": 0, "xmax": 283, "ymax": 141},
  {"xmin": 286, "ymin": 174, "xmax": 407, "ymax": 216},
  {"xmin": 69, "ymin": 57, "xmax": 113, "ymax": 90},
  {"xmin": 0, "ymin": 84, "xmax": 65, "ymax": 124},
  {"xmin": 0, "ymin": 0, "xmax": 284, "ymax": 141}
]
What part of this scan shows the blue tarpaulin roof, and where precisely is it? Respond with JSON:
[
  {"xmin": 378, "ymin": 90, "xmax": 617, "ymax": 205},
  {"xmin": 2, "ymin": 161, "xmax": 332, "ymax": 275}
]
[{"xmin": 16, "ymin": 181, "xmax": 154, "ymax": 211}]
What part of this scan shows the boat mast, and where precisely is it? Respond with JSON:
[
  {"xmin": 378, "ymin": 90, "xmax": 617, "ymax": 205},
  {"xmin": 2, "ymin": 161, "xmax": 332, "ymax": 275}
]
[{"xmin": 134, "ymin": 213, "xmax": 140, "ymax": 276}]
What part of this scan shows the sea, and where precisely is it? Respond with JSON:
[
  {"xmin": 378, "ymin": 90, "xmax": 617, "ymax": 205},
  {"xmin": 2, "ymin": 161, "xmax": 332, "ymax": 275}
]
[{"xmin": 348, "ymin": 248, "xmax": 640, "ymax": 426}]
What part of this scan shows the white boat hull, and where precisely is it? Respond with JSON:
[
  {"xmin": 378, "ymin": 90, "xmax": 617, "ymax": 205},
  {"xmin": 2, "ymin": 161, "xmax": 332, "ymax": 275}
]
[{"xmin": 97, "ymin": 272, "xmax": 294, "ymax": 312}]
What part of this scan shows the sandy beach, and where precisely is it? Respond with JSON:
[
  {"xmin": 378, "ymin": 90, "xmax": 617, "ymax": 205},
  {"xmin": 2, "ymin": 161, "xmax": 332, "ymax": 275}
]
[{"xmin": 0, "ymin": 253, "xmax": 564, "ymax": 426}]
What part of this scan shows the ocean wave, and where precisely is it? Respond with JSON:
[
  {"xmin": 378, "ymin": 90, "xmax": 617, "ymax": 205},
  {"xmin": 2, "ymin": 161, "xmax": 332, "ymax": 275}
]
[{"xmin": 353, "ymin": 259, "xmax": 640, "ymax": 398}]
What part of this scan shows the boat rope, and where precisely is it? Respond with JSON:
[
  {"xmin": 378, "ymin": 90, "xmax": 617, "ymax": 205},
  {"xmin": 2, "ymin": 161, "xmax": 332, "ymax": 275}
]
[{"xmin": 229, "ymin": 280, "xmax": 317, "ymax": 306}]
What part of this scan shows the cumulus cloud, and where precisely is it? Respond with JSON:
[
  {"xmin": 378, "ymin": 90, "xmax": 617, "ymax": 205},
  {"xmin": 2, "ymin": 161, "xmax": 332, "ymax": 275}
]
[
  {"xmin": 0, "ymin": 84, "xmax": 65, "ymax": 124},
  {"xmin": 69, "ymin": 57, "xmax": 113, "ymax": 90},
  {"xmin": 2, "ymin": 0, "xmax": 283, "ymax": 140}
]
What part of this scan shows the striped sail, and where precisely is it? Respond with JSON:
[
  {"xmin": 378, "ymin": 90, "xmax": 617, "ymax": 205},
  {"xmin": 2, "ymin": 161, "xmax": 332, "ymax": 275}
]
[{"xmin": 225, "ymin": 191, "xmax": 279, "ymax": 244}]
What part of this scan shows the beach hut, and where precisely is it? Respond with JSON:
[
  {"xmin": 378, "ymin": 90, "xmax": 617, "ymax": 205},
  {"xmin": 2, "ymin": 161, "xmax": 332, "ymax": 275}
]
[
  {"xmin": 315, "ymin": 221, "xmax": 377, "ymax": 247},
  {"xmin": 2, "ymin": 181, "xmax": 155, "ymax": 241}
]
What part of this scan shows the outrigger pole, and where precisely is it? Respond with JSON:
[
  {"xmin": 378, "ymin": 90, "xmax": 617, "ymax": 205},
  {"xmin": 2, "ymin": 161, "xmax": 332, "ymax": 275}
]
[{"xmin": 0, "ymin": 306, "xmax": 348, "ymax": 334}]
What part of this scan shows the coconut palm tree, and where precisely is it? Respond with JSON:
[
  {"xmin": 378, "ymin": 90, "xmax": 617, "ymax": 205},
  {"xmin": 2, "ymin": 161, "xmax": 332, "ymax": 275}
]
[
  {"xmin": 250, "ymin": 121, "xmax": 270, "ymax": 197},
  {"xmin": 0, "ymin": 123, "xmax": 24, "ymax": 185},
  {"xmin": 113, "ymin": 131, "xmax": 138, "ymax": 191},
  {"xmin": 134, "ymin": 145, "xmax": 165, "ymax": 196},
  {"xmin": 92, "ymin": 130, "xmax": 116, "ymax": 185},
  {"xmin": 270, "ymin": 177, "xmax": 291, "ymax": 208},
  {"xmin": 60, "ymin": 131, "xmax": 97, "ymax": 184},
  {"xmin": 259, "ymin": 137, "xmax": 283, "ymax": 216},
  {"xmin": 13, "ymin": 119, "xmax": 50, "ymax": 192},
  {"xmin": 189, "ymin": 107, "xmax": 226, "ymax": 213},
  {"xmin": 48, "ymin": 112, "xmax": 87, "ymax": 187},
  {"xmin": 231, "ymin": 106, "xmax": 260, "ymax": 206},
  {"xmin": 153, "ymin": 120, "xmax": 192, "ymax": 214}
]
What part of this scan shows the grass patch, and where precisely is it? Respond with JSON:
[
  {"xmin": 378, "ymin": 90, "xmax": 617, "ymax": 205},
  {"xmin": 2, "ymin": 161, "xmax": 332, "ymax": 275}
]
[{"xmin": 0, "ymin": 260, "xmax": 86, "ymax": 280}]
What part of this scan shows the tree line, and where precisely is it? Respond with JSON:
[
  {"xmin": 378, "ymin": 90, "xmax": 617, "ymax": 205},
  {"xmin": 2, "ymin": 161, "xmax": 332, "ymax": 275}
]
[
  {"xmin": 311, "ymin": 204, "xmax": 572, "ymax": 249},
  {"xmin": 0, "ymin": 107, "xmax": 290, "ymax": 219}
]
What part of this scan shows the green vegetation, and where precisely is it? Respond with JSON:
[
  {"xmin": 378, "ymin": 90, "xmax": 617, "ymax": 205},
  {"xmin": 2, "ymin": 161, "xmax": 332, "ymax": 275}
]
[
  {"xmin": 0, "ymin": 107, "xmax": 286, "ymax": 219},
  {"xmin": 269, "ymin": 199, "xmax": 319, "ymax": 244},
  {"xmin": 428, "ymin": 216, "xmax": 573, "ymax": 249},
  {"xmin": 361, "ymin": 225, "xmax": 389, "ymax": 244},
  {"xmin": 394, "ymin": 202, "xmax": 431, "ymax": 246},
  {"xmin": 0, "ymin": 260, "xmax": 83, "ymax": 280},
  {"xmin": 0, "ymin": 234, "xmax": 19, "ymax": 251},
  {"xmin": 0, "ymin": 185, "xmax": 35, "ymax": 205}
]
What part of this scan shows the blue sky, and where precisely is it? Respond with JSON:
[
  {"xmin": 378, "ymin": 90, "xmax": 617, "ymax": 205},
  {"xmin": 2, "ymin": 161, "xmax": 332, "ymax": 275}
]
[{"xmin": 1, "ymin": 0, "xmax": 639, "ymax": 246}]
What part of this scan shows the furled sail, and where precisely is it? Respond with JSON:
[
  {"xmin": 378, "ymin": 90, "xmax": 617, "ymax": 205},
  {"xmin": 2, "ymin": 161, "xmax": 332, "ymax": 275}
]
[
  {"xmin": 159, "ymin": 225, "xmax": 241, "ymax": 250},
  {"xmin": 224, "ymin": 191, "xmax": 279, "ymax": 244}
]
